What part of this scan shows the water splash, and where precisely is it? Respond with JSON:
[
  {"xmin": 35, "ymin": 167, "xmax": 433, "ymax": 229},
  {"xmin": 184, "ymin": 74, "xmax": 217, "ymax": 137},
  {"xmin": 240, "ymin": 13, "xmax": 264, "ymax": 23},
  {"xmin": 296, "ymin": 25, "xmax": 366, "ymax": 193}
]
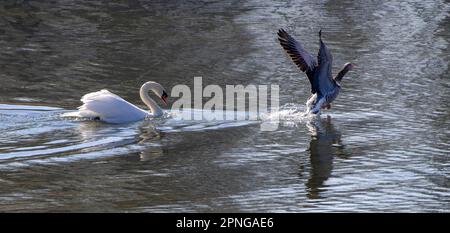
[{"xmin": 262, "ymin": 103, "xmax": 319, "ymax": 127}]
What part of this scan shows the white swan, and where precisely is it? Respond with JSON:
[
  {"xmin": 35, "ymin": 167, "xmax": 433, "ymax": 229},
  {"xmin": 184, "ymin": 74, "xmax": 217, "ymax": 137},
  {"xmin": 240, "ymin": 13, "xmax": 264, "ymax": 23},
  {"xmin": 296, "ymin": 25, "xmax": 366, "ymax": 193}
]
[{"xmin": 69, "ymin": 81, "xmax": 168, "ymax": 123}]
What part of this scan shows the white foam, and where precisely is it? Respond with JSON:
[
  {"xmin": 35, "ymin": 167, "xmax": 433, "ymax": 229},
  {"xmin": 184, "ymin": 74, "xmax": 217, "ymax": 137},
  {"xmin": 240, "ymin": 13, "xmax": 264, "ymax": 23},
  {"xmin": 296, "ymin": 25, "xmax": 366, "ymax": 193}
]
[{"xmin": 261, "ymin": 103, "xmax": 319, "ymax": 127}]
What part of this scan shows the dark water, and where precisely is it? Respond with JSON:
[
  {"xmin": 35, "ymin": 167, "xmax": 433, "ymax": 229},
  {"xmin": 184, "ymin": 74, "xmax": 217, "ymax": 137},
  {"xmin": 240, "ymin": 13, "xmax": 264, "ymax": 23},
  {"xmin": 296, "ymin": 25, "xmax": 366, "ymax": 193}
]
[{"xmin": 0, "ymin": 0, "xmax": 449, "ymax": 212}]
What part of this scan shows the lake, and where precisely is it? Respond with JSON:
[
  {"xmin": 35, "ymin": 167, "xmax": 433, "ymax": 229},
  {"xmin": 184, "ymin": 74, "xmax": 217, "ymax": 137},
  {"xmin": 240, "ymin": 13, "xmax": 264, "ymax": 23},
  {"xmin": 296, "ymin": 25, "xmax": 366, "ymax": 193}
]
[{"xmin": 0, "ymin": 0, "xmax": 449, "ymax": 212}]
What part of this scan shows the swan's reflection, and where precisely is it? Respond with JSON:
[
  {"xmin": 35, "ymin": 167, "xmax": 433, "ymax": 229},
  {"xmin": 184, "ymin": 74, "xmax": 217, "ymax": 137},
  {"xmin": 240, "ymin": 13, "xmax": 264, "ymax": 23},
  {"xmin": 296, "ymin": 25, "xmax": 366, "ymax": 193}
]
[
  {"xmin": 305, "ymin": 116, "xmax": 344, "ymax": 199},
  {"xmin": 73, "ymin": 120, "xmax": 165, "ymax": 162},
  {"xmin": 137, "ymin": 124, "xmax": 165, "ymax": 161}
]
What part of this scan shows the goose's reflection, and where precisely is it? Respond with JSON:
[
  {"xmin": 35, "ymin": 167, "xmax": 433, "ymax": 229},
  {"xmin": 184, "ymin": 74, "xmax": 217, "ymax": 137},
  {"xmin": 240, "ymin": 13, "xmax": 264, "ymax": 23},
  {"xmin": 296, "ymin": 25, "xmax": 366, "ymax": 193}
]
[{"xmin": 305, "ymin": 116, "xmax": 344, "ymax": 199}]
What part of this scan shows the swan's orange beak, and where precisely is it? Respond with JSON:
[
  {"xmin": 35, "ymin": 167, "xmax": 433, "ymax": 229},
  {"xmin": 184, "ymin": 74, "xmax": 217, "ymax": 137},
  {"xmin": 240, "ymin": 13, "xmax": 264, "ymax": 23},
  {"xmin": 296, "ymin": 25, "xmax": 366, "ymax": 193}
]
[{"xmin": 161, "ymin": 96, "xmax": 168, "ymax": 105}]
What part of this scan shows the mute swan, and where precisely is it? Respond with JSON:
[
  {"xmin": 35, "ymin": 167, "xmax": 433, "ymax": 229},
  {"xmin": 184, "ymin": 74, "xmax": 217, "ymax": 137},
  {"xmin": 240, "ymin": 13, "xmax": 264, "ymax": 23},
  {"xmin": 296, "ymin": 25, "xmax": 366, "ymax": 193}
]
[
  {"xmin": 278, "ymin": 29, "xmax": 355, "ymax": 114},
  {"xmin": 71, "ymin": 81, "xmax": 168, "ymax": 123}
]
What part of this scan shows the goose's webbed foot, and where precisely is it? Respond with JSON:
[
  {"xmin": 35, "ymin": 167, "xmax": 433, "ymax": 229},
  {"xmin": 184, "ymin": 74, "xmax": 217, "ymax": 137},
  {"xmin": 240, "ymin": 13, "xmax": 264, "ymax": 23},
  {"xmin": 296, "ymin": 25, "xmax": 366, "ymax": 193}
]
[{"xmin": 321, "ymin": 103, "xmax": 331, "ymax": 110}]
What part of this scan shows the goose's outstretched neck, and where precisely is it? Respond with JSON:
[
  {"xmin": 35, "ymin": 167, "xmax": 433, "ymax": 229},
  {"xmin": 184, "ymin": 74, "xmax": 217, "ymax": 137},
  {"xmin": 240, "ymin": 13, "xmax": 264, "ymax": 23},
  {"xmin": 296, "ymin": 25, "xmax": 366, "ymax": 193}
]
[
  {"xmin": 334, "ymin": 63, "xmax": 355, "ymax": 82},
  {"xmin": 139, "ymin": 82, "xmax": 164, "ymax": 117}
]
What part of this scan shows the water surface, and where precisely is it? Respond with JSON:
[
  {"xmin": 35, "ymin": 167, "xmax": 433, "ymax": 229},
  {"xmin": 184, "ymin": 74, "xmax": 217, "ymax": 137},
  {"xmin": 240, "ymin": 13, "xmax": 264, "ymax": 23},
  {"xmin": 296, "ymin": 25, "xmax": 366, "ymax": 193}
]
[{"xmin": 0, "ymin": 0, "xmax": 449, "ymax": 212}]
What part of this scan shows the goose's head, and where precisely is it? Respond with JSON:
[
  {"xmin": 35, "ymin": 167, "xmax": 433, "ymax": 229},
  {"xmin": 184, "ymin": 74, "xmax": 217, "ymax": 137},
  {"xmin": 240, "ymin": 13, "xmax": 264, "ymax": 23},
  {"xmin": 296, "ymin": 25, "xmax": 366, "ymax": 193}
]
[{"xmin": 344, "ymin": 62, "xmax": 356, "ymax": 71}]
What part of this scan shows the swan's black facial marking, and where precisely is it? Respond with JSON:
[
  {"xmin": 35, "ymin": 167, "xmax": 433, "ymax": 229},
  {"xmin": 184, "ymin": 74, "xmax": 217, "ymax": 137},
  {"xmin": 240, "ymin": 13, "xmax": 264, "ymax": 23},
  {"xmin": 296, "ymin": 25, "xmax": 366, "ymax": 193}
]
[
  {"xmin": 161, "ymin": 91, "xmax": 168, "ymax": 105},
  {"xmin": 161, "ymin": 91, "xmax": 168, "ymax": 98}
]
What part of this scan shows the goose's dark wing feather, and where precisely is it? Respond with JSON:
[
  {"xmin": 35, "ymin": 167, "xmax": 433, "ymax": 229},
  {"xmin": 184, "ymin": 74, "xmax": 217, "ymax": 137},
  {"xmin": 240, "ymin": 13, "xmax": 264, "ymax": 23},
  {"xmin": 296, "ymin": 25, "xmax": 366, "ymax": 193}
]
[
  {"xmin": 278, "ymin": 29, "xmax": 317, "ymax": 84},
  {"xmin": 314, "ymin": 30, "xmax": 336, "ymax": 96}
]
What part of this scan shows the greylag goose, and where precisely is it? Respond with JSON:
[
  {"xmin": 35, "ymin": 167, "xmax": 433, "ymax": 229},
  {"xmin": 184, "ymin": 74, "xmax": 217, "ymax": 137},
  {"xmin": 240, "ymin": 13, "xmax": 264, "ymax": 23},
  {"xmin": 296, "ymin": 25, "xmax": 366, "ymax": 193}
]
[{"xmin": 277, "ymin": 29, "xmax": 355, "ymax": 114}]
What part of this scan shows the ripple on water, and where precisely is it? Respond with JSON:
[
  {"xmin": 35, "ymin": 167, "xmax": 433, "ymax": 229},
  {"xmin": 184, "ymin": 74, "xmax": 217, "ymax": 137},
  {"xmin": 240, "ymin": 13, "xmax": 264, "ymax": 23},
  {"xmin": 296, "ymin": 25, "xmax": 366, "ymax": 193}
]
[{"xmin": 0, "ymin": 105, "xmax": 263, "ymax": 170}]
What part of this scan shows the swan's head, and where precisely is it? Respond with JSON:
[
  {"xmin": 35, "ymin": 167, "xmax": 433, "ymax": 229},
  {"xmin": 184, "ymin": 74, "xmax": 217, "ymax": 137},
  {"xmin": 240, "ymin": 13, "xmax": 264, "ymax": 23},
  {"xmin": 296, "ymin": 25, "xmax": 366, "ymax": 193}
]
[{"xmin": 142, "ymin": 81, "xmax": 169, "ymax": 105}]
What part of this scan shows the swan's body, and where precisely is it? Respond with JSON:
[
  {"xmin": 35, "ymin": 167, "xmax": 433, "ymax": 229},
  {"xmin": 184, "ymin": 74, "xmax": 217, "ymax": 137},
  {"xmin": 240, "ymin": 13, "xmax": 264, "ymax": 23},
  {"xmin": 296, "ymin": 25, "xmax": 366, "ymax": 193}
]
[
  {"xmin": 71, "ymin": 81, "xmax": 168, "ymax": 124},
  {"xmin": 278, "ymin": 29, "xmax": 355, "ymax": 114}
]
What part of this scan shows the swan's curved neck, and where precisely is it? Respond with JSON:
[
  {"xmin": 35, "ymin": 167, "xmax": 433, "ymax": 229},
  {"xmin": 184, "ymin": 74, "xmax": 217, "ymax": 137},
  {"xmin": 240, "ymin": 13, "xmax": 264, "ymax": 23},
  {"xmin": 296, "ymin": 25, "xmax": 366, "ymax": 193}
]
[{"xmin": 140, "ymin": 83, "xmax": 163, "ymax": 117}]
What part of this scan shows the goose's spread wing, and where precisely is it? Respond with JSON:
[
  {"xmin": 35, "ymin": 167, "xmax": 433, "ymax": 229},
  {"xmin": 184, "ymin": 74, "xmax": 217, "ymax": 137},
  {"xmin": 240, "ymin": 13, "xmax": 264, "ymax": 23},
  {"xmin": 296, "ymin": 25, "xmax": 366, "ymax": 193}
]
[
  {"xmin": 278, "ymin": 29, "xmax": 317, "ymax": 84},
  {"xmin": 78, "ymin": 89, "xmax": 147, "ymax": 123},
  {"xmin": 314, "ymin": 31, "xmax": 336, "ymax": 96}
]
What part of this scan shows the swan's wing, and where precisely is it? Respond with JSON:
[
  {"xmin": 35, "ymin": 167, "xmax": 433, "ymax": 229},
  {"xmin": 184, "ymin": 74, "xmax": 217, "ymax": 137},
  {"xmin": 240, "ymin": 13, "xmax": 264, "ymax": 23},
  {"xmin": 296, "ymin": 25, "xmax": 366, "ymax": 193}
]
[
  {"xmin": 314, "ymin": 31, "xmax": 336, "ymax": 96},
  {"xmin": 77, "ymin": 89, "xmax": 148, "ymax": 123},
  {"xmin": 278, "ymin": 29, "xmax": 317, "ymax": 83}
]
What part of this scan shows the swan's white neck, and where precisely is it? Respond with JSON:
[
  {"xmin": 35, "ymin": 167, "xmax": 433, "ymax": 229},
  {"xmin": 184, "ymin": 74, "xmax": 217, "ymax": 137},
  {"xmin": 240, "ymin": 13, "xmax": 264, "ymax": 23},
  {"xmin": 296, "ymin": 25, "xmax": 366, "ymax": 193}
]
[{"xmin": 139, "ymin": 82, "xmax": 164, "ymax": 117}]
